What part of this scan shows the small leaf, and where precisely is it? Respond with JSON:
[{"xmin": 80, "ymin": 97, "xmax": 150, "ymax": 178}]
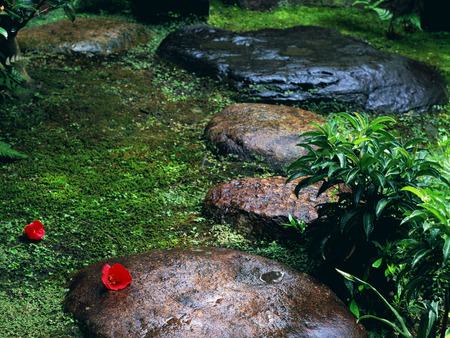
[
  {"xmin": 375, "ymin": 199, "xmax": 389, "ymax": 218},
  {"xmin": 443, "ymin": 235, "xmax": 450, "ymax": 265},
  {"xmin": 400, "ymin": 210, "xmax": 427, "ymax": 224},
  {"xmin": 349, "ymin": 299, "xmax": 360, "ymax": 318},
  {"xmin": 0, "ymin": 27, "xmax": 8, "ymax": 40},
  {"xmin": 372, "ymin": 258, "xmax": 383, "ymax": 268},
  {"xmin": 345, "ymin": 167, "xmax": 360, "ymax": 185},
  {"xmin": 363, "ymin": 212, "xmax": 374, "ymax": 239}
]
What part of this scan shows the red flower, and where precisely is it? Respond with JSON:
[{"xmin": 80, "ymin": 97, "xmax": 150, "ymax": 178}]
[
  {"xmin": 24, "ymin": 220, "xmax": 45, "ymax": 240},
  {"xmin": 101, "ymin": 263, "xmax": 132, "ymax": 290}
]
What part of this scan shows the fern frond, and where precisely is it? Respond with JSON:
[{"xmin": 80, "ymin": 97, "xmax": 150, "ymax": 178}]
[
  {"xmin": 0, "ymin": 139, "xmax": 27, "ymax": 159},
  {"xmin": 395, "ymin": 13, "xmax": 422, "ymax": 30},
  {"xmin": 373, "ymin": 8, "xmax": 393, "ymax": 21}
]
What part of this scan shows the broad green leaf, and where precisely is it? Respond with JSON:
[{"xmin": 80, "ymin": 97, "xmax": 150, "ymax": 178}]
[
  {"xmin": 401, "ymin": 186, "xmax": 427, "ymax": 200},
  {"xmin": 286, "ymin": 171, "xmax": 311, "ymax": 183},
  {"xmin": 337, "ymin": 152, "xmax": 346, "ymax": 168},
  {"xmin": 297, "ymin": 130, "xmax": 321, "ymax": 139},
  {"xmin": 349, "ymin": 299, "xmax": 360, "ymax": 318},
  {"xmin": 353, "ymin": 184, "xmax": 364, "ymax": 205},
  {"xmin": 372, "ymin": 258, "xmax": 382, "ymax": 268},
  {"xmin": 345, "ymin": 167, "xmax": 360, "ymax": 186},
  {"xmin": 443, "ymin": 235, "xmax": 450, "ymax": 265},
  {"xmin": 363, "ymin": 212, "xmax": 374, "ymax": 239},
  {"xmin": 420, "ymin": 204, "xmax": 449, "ymax": 227},
  {"xmin": 394, "ymin": 147, "xmax": 410, "ymax": 159},
  {"xmin": 411, "ymin": 249, "xmax": 432, "ymax": 268},
  {"xmin": 0, "ymin": 27, "xmax": 8, "ymax": 39},
  {"xmin": 339, "ymin": 112, "xmax": 359, "ymax": 129},
  {"xmin": 404, "ymin": 137, "xmax": 427, "ymax": 148},
  {"xmin": 375, "ymin": 199, "xmax": 389, "ymax": 218},
  {"xmin": 400, "ymin": 210, "xmax": 428, "ymax": 224},
  {"xmin": 293, "ymin": 175, "xmax": 326, "ymax": 196},
  {"xmin": 369, "ymin": 116, "xmax": 396, "ymax": 128},
  {"xmin": 353, "ymin": 137, "xmax": 371, "ymax": 145},
  {"xmin": 370, "ymin": 171, "xmax": 386, "ymax": 189},
  {"xmin": 360, "ymin": 154, "xmax": 380, "ymax": 171}
]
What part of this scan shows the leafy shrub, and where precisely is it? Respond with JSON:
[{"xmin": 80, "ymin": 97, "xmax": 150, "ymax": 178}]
[
  {"xmin": 287, "ymin": 113, "xmax": 444, "ymax": 277},
  {"xmin": 400, "ymin": 186, "xmax": 450, "ymax": 337}
]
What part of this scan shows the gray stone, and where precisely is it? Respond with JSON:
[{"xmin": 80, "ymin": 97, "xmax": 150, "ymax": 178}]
[
  {"xmin": 65, "ymin": 247, "xmax": 368, "ymax": 337},
  {"xmin": 204, "ymin": 176, "xmax": 335, "ymax": 240},
  {"xmin": 205, "ymin": 103, "xmax": 325, "ymax": 173},
  {"xmin": 18, "ymin": 18, "xmax": 153, "ymax": 56},
  {"xmin": 157, "ymin": 24, "xmax": 448, "ymax": 114}
]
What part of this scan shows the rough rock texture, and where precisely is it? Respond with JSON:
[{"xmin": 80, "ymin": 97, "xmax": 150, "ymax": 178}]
[
  {"xmin": 65, "ymin": 246, "xmax": 368, "ymax": 337},
  {"xmin": 204, "ymin": 176, "xmax": 334, "ymax": 240},
  {"xmin": 18, "ymin": 18, "xmax": 153, "ymax": 55},
  {"xmin": 205, "ymin": 103, "xmax": 325, "ymax": 173},
  {"xmin": 157, "ymin": 24, "xmax": 448, "ymax": 114}
]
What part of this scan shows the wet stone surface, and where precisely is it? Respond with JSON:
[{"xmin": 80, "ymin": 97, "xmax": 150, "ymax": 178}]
[
  {"xmin": 157, "ymin": 24, "xmax": 448, "ymax": 114},
  {"xmin": 65, "ymin": 246, "xmax": 368, "ymax": 337},
  {"xmin": 18, "ymin": 18, "xmax": 153, "ymax": 56},
  {"xmin": 205, "ymin": 103, "xmax": 325, "ymax": 174},
  {"xmin": 204, "ymin": 176, "xmax": 335, "ymax": 240}
]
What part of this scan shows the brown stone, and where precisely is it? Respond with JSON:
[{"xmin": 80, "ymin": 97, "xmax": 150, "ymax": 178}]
[
  {"xmin": 204, "ymin": 176, "xmax": 334, "ymax": 240},
  {"xmin": 204, "ymin": 103, "xmax": 325, "ymax": 173},
  {"xmin": 18, "ymin": 18, "xmax": 153, "ymax": 55},
  {"xmin": 64, "ymin": 246, "xmax": 368, "ymax": 337}
]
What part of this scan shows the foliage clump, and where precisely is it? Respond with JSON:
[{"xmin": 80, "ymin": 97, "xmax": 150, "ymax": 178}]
[{"xmin": 287, "ymin": 112, "xmax": 450, "ymax": 336}]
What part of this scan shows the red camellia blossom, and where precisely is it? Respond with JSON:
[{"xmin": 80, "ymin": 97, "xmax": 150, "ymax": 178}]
[
  {"xmin": 101, "ymin": 263, "xmax": 132, "ymax": 290},
  {"xmin": 24, "ymin": 220, "xmax": 45, "ymax": 240}
]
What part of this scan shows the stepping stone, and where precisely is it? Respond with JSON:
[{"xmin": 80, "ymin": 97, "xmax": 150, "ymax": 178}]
[
  {"xmin": 157, "ymin": 24, "xmax": 448, "ymax": 114},
  {"xmin": 205, "ymin": 103, "xmax": 325, "ymax": 173},
  {"xmin": 18, "ymin": 18, "xmax": 153, "ymax": 55},
  {"xmin": 64, "ymin": 246, "xmax": 368, "ymax": 337},
  {"xmin": 204, "ymin": 176, "xmax": 334, "ymax": 240}
]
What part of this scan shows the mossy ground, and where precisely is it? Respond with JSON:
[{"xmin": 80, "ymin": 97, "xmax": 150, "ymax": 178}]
[{"xmin": 0, "ymin": 2, "xmax": 449, "ymax": 336}]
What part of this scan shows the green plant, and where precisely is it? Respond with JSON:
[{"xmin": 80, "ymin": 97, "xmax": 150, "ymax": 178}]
[
  {"xmin": 0, "ymin": 136, "xmax": 27, "ymax": 159},
  {"xmin": 401, "ymin": 186, "xmax": 450, "ymax": 338},
  {"xmin": 353, "ymin": 0, "xmax": 421, "ymax": 37},
  {"xmin": 283, "ymin": 213, "xmax": 306, "ymax": 234},
  {"xmin": 287, "ymin": 113, "xmax": 444, "ymax": 276},
  {"xmin": 337, "ymin": 268, "xmax": 442, "ymax": 338},
  {"xmin": 0, "ymin": 0, "xmax": 75, "ymax": 39}
]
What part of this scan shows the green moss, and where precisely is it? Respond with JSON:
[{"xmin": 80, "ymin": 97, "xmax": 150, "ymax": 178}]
[{"xmin": 1, "ymin": 3, "xmax": 449, "ymax": 335}]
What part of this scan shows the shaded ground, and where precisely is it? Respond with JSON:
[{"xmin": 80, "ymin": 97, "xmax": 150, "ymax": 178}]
[{"xmin": 0, "ymin": 3, "xmax": 449, "ymax": 336}]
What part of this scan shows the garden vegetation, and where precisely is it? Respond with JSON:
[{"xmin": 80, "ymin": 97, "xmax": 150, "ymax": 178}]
[{"xmin": 1, "ymin": 0, "xmax": 449, "ymax": 336}]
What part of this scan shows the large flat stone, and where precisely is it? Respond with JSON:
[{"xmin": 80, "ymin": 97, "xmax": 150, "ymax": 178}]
[
  {"xmin": 205, "ymin": 103, "xmax": 325, "ymax": 173},
  {"xmin": 157, "ymin": 24, "xmax": 448, "ymax": 114},
  {"xmin": 18, "ymin": 18, "xmax": 153, "ymax": 55},
  {"xmin": 65, "ymin": 247, "xmax": 368, "ymax": 337},
  {"xmin": 204, "ymin": 176, "xmax": 334, "ymax": 240}
]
